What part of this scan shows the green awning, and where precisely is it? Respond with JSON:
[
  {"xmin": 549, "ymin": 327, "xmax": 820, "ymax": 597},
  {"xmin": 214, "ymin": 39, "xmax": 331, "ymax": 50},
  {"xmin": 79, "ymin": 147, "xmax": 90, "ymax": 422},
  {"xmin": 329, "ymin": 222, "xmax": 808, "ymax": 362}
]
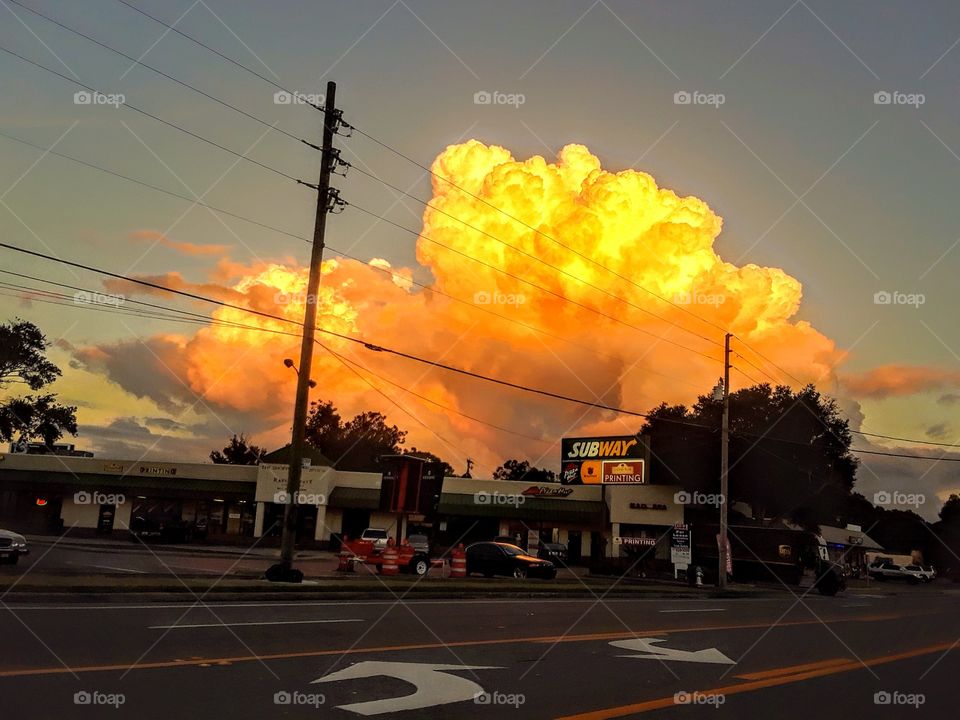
[
  {"xmin": 329, "ymin": 486, "xmax": 381, "ymax": 510},
  {"xmin": 0, "ymin": 469, "xmax": 253, "ymax": 496}
]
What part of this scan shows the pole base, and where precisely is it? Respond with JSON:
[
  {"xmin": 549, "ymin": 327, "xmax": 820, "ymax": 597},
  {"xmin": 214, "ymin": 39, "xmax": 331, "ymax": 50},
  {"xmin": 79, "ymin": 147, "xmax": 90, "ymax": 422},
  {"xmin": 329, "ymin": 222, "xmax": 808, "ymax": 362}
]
[{"xmin": 264, "ymin": 563, "xmax": 304, "ymax": 583}]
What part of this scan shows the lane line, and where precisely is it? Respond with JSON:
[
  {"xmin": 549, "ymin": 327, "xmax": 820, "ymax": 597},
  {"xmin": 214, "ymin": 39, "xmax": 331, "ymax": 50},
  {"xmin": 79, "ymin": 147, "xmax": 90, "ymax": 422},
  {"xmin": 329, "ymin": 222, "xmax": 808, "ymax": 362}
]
[
  {"xmin": 0, "ymin": 613, "xmax": 903, "ymax": 678},
  {"xmin": 148, "ymin": 619, "xmax": 364, "ymax": 629},
  {"xmin": 556, "ymin": 642, "xmax": 956, "ymax": 720}
]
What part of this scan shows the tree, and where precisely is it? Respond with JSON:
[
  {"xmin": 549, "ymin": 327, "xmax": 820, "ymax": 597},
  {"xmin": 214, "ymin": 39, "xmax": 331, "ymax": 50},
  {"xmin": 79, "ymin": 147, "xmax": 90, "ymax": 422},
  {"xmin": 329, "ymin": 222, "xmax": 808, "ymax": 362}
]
[
  {"xmin": 304, "ymin": 399, "xmax": 452, "ymax": 472},
  {"xmin": 210, "ymin": 433, "xmax": 266, "ymax": 465},
  {"xmin": 640, "ymin": 383, "xmax": 859, "ymax": 526},
  {"xmin": 0, "ymin": 319, "xmax": 77, "ymax": 446},
  {"xmin": 494, "ymin": 459, "xmax": 557, "ymax": 483}
]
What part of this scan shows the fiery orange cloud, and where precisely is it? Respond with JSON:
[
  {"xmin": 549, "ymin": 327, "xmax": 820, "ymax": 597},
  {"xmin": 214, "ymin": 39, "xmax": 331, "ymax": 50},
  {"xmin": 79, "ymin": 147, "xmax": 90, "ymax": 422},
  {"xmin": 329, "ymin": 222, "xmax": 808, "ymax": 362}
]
[
  {"xmin": 841, "ymin": 364, "xmax": 960, "ymax": 399},
  {"xmin": 131, "ymin": 229, "xmax": 231, "ymax": 257},
  {"xmin": 80, "ymin": 141, "xmax": 845, "ymax": 471}
]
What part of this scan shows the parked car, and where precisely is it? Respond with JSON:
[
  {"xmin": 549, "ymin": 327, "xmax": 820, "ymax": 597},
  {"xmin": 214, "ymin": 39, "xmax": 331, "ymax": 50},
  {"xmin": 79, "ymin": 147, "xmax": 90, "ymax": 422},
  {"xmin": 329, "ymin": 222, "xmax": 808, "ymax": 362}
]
[
  {"xmin": 406, "ymin": 533, "xmax": 430, "ymax": 555},
  {"xmin": 361, "ymin": 528, "xmax": 389, "ymax": 550},
  {"xmin": 0, "ymin": 529, "xmax": 29, "ymax": 565},
  {"xmin": 869, "ymin": 561, "xmax": 925, "ymax": 584},
  {"xmin": 905, "ymin": 564, "xmax": 936, "ymax": 583},
  {"xmin": 465, "ymin": 541, "xmax": 556, "ymax": 579},
  {"xmin": 537, "ymin": 542, "xmax": 567, "ymax": 564}
]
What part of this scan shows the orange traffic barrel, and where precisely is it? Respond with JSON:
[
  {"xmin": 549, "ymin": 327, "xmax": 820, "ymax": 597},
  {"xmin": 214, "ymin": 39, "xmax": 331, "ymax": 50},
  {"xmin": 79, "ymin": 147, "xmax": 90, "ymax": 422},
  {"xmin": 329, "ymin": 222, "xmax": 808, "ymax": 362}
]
[
  {"xmin": 450, "ymin": 543, "xmax": 467, "ymax": 578},
  {"xmin": 381, "ymin": 538, "xmax": 399, "ymax": 576}
]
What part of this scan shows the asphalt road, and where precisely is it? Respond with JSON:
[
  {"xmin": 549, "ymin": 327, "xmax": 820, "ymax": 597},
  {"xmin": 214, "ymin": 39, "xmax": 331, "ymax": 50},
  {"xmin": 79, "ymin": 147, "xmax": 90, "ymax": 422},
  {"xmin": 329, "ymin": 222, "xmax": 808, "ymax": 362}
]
[{"xmin": 2, "ymin": 590, "xmax": 957, "ymax": 719}]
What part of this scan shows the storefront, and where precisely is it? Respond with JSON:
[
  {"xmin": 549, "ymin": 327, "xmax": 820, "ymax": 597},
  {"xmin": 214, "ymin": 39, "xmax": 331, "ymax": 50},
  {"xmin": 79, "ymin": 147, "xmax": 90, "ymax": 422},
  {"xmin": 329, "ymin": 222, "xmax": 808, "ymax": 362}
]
[{"xmin": 2, "ymin": 452, "xmax": 688, "ymax": 560}]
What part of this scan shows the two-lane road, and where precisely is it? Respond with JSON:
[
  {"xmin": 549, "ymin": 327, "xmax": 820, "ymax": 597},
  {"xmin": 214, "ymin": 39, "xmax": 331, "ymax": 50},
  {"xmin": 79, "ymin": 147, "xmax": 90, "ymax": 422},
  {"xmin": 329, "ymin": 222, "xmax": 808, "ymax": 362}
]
[{"xmin": 2, "ymin": 591, "xmax": 957, "ymax": 718}]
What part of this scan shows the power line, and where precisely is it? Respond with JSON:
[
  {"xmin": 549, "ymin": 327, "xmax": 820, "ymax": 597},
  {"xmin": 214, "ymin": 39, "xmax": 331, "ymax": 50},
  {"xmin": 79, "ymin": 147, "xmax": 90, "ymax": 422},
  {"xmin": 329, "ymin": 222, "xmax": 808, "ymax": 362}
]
[
  {"xmin": 0, "ymin": 130, "xmax": 708, "ymax": 392},
  {"xmin": 349, "ymin": 202, "xmax": 723, "ymax": 363},
  {"xmin": 0, "ymin": 44, "xmax": 303, "ymax": 183},
  {"xmin": 0, "ymin": 240, "xmax": 717, "ymax": 429},
  {"xmin": 0, "ymin": 130, "xmax": 310, "ymax": 243},
  {"xmin": 7, "ymin": 0, "xmax": 313, "ymax": 148},
  {"xmin": 7, "ymin": 252, "xmax": 956, "ymax": 463},
  {"xmin": 113, "ymin": 0, "xmax": 305, "ymax": 103},
  {"xmin": 346, "ymin": 162, "xmax": 724, "ymax": 352}
]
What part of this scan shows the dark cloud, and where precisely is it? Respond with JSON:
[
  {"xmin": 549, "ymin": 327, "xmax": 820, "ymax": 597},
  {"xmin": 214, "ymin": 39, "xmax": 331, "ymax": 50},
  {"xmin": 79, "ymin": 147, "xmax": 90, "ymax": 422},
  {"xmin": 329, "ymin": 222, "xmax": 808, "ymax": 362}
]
[
  {"xmin": 938, "ymin": 393, "xmax": 960, "ymax": 406},
  {"xmin": 926, "ymin": 423, "xmax": 952, "ymax": 440}
]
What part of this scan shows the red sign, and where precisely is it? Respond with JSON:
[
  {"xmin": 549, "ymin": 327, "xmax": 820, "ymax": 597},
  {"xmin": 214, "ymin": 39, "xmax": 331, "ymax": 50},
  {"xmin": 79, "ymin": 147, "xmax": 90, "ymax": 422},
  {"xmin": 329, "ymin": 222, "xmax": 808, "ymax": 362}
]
[{"xmin": 601, "ymin": 460, "xmax": 645, "ymax": 484}]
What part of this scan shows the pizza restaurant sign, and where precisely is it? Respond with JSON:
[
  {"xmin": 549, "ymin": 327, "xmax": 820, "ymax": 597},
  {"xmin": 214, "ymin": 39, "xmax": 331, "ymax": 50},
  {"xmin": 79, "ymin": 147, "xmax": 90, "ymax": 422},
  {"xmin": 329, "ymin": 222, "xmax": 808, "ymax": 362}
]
[{"xmin": 561, "ymin": 435, "xmax": 648, "ymax": 485}]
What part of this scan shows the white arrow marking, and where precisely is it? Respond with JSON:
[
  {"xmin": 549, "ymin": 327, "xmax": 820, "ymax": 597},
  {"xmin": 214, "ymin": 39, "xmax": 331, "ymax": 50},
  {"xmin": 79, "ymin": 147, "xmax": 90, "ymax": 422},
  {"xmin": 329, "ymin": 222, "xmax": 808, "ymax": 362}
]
[
  {"xmin": 611, "ymin": 638, "xmax": 735, "ymax": 664},
  {"xmin": 313, "ymin": 661, "xmax": 501, "ymax": 715}
]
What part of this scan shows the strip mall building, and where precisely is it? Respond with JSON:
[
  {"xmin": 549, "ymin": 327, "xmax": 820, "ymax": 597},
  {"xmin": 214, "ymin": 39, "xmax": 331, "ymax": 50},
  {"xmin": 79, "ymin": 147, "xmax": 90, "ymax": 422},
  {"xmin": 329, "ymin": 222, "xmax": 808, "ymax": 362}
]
[{"xmin": 0, "ymin": 450, "xmax": 685, "ymax": 562}]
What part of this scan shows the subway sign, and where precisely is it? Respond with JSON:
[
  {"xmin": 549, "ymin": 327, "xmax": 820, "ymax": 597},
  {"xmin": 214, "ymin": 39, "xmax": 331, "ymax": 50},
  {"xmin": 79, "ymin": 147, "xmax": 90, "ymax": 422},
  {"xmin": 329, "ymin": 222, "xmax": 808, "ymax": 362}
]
[{"xmin": 560, "ymin": 435, "xmax": 649, "ymax": 485}]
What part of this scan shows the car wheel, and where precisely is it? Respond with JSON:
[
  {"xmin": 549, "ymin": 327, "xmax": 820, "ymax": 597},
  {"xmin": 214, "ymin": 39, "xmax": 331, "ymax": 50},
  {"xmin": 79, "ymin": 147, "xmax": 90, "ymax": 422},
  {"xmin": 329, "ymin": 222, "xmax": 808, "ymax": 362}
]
[
  {"xmin": 513, "ymin": 567, "xmax": 527, "ymax": 580},
  {"xmin": 410, "ymin": 557, "xmax": 429, "ymax": 577}
]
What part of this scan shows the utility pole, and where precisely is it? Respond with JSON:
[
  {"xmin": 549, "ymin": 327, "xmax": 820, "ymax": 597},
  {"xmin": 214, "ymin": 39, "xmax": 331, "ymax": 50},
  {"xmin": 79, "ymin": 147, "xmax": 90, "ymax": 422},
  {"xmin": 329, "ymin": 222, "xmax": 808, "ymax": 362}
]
[
  {"xmin": 718, "ymin": 332, "xmax": 732, "ymax": 589},
  {"xmin": 267, "ymin": 81, "xmax": 339, "ymax": 583}
]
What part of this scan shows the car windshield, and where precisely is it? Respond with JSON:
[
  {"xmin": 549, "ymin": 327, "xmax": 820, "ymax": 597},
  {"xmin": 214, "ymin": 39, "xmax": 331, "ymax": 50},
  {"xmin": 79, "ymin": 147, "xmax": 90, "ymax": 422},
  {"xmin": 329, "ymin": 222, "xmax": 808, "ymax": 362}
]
[
  {"xmin": 906, "ymin": 565, "xmax": 921, "ymax": 570},
  {"xmin": 499, "ymin": 544, "xmax": 525, "ymax": 556},
  {"xmin": 408, "ymin": 535, "xmax": 427, "ymax": 543},
  {"xmin": 363, "ymin": 530, "xmax": 387, "ymax": 539}
]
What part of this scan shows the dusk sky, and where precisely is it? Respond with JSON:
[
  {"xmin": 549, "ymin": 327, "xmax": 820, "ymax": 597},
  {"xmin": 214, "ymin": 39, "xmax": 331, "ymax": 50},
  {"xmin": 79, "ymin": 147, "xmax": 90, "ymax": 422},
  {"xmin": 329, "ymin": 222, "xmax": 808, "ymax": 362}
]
[{"xmin": 1, "ymin": 0, "xmax": 958, "ymax": 516}]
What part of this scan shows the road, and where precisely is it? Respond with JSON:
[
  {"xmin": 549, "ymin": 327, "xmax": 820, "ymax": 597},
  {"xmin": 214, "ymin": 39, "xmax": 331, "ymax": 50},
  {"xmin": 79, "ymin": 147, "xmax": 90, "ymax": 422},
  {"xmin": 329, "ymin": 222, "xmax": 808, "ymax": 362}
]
[{"xmin": 1, "ymin": 589, "xmax": 956, "ymax": 718}]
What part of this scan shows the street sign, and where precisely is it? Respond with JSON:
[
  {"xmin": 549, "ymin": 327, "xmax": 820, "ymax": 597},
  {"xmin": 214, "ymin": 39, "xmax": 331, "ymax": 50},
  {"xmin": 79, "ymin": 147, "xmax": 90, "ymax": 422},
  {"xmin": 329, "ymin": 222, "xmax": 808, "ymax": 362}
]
[
  {"xmin": 610, "ymin": 638, "xmax": 734, "ymax": 664},
  {"xmin": 313, "ymin": 661, "xmax": 500, "ymax": 715},
  {"xmin": 671, "ymin": 524, "xmax": 691, "ymax": 569},
  {"xmin": 614, "ymin": 536, "xmax": 656, "ymax": 546}
]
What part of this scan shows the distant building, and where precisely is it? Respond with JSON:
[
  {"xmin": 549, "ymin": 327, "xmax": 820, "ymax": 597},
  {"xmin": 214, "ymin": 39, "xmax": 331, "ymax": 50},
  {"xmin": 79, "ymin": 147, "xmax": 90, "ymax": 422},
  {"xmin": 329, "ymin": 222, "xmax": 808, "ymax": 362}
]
[{"xmin": 8, "ymin": 442, "xmax": 93, "ymax": 458}]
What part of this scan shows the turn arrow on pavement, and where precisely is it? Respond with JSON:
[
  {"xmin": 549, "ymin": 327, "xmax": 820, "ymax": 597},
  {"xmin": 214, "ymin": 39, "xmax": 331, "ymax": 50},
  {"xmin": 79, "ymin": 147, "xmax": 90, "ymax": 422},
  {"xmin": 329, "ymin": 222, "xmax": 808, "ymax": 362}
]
[
  {"xmin": 313, "ymin": 661, "xmax": 502, "ymax": 715},
  {"xmin": 610, "ymin": 638, "xmax": 735, "ymax": 664}
]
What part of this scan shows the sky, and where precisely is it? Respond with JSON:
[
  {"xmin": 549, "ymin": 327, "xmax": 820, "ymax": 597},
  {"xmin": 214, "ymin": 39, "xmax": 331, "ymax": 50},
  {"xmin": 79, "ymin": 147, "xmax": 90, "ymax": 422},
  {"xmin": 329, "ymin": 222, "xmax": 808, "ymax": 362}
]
[{"xmin": 0, "ymin": 0, "xmax": 957, "ymax": 518}]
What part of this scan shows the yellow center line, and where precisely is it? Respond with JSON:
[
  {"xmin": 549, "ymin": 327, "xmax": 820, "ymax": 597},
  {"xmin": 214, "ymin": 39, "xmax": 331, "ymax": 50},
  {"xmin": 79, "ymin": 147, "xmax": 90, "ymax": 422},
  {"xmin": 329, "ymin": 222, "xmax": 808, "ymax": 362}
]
[
  {"xmin": 0, "ymin": 612, "xmax": 902, "ymax": 678},
  {"xmin": 735, "ymin": 657, "xmax": 853, "ymax": 680},
  {"xmin": 557, "ymin": 641, "xmax": 955, "ymax": 720}
]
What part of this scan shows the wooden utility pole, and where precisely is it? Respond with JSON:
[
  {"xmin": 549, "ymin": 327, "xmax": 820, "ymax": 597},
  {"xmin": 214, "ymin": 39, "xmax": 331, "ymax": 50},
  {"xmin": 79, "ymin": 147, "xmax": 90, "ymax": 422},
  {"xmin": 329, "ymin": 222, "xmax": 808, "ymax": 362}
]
[
  {"xmin": 268, "ymin": 81, "xmax": 338, "ymax": 582},
  {"xmin": 718, "ymin": 332, "xmax": 732, "ymax": 589}
]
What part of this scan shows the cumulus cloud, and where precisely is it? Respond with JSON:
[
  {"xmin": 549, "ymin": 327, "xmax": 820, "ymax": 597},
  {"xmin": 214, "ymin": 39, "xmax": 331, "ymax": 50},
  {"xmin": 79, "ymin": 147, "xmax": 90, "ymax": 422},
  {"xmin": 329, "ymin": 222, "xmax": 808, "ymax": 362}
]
[
  {"xmin": 130, "ymin": 229, "xmax": 231, "ymax": 257},
  {"xmin": 69, "ymin": 141, "xmax": 850, "ymax": 472}
]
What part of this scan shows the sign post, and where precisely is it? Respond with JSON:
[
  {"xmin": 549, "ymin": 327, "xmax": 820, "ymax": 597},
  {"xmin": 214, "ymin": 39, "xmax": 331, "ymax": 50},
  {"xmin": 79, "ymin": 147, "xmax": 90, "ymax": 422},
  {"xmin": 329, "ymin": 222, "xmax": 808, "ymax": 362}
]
[{"xmin": 670, "ymin": 523, "xmax": 691, "ymax": 578}]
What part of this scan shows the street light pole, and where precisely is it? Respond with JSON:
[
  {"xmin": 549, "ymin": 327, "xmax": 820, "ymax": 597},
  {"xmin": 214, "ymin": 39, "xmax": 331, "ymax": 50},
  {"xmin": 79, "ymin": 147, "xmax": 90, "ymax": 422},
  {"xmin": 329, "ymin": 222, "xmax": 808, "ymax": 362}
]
[
  {"xmin": 718, "ymin": 332, "xmax": 731, "ymax": 589},
  {"xmin": 267, "ymin": 81, "xmax": 339, "ymax": 583}
]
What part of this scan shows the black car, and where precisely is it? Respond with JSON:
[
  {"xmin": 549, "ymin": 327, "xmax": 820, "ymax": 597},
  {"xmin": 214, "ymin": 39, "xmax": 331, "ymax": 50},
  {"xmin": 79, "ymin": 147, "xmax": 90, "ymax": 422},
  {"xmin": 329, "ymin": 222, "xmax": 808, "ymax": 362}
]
[
  {"xmin": 465, "ymin": 542, "xmax": 557, "ymax": 579},
  {"xmin": 537, "ymin": 542, "xmax": 567, "ymax": 564}
]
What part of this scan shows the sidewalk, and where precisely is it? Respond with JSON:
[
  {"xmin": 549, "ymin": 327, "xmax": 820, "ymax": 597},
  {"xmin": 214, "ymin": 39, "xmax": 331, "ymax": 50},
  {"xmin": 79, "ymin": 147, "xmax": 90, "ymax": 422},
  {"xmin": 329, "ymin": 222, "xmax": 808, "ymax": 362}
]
[{"xmin": 25, "ymin": 533, "xmax": 331, "ymax": 561}]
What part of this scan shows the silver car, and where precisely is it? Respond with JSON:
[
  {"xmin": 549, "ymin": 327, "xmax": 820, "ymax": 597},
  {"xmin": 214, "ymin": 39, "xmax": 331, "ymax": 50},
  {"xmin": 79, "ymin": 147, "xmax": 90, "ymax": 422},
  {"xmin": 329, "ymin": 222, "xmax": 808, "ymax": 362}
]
[{"xmin": 0, "ymin": 529, "xmax": 29, "ymax": 565}]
